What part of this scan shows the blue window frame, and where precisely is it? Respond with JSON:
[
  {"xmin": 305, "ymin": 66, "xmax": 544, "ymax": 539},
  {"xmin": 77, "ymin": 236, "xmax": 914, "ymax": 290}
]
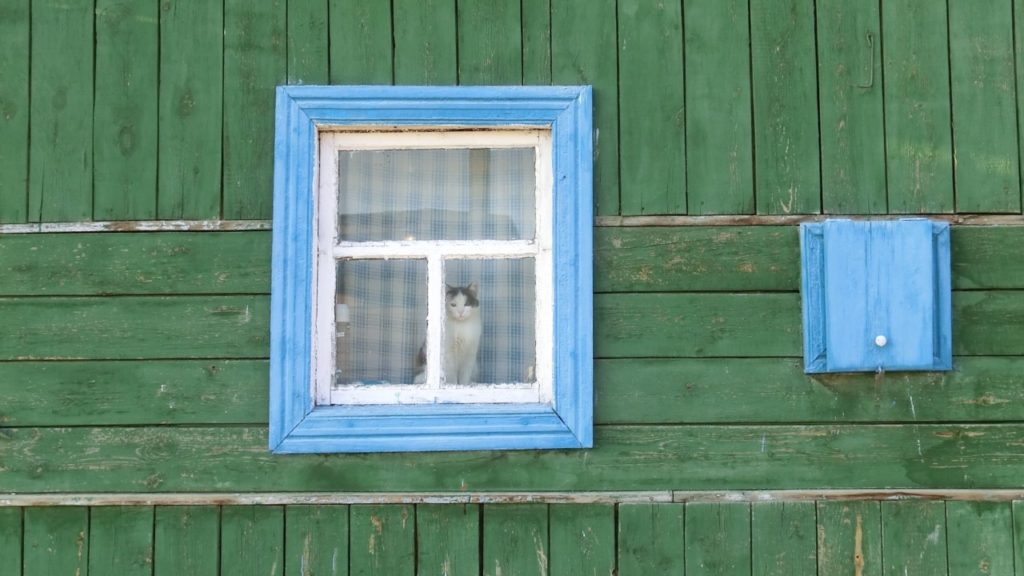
[{"xmin": 270, "ymin": 86, "xmax": 593, "ymax": 453}]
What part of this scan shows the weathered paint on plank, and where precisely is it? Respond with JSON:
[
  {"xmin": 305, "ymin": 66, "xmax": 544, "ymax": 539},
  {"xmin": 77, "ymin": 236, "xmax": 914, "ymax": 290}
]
[
  {"xmin": 950, "ymin": 0, "xmax": 1022, "ymax": 213},
  {"xmin": 816, "ymin": 501, "xmax": 881, "ymax": 576},
  {"xmin": 549, "ymin": 504, "xmax": 615, "ymax": 575},
  {"xmin": 223, "ymin": 0, "xmax": 286, "ymax": 220},
  {"xmin": 0, "ymin": 507, "xmax": 22, "ymax": 576},
  {"xmin": 350, "ymin": 505, "xmax": 415, "ymax": 576},
  {"xmin": 685, "ymin": 503, "xmax": 751, "ymax": 576},
  {"xmin": 551, "ymin": 0, "xmax": 619, "ymax": 216},
  {"xmin": 0, "ymin": 0, "xmax": 29, "ymax": 223},
  {"xmin": 285, "ymin": 505, "xmax": 349, "ymax": 576},
  {"xmin": 89, "ymin": 506, "xmax": 155, "ymax": 576},
  {"xmin": 393, "ymin": 0, "xmax": 457, "ymax": 85},
  {"xmin": 483, "ymin": 504, "xmax": 548, "ymax": 576},
  {"xmin": 22, "ymin": 507, "xmax": 89, "ymax": 575},
  {"xmin": 879, "ymin": 501, "xmax": 947, "ymax": 576},
  {"xmin": 154, "ymin": 506, "xmax": 220, "ymax": 576},
  {"xmin": 521, "ymin": 0, "xmax": 551, "ymax": 84},
  {"xmin": 946, "ymin": 501, "xmax": 1015, "ymax": 576},
  {"xmin": 1013, "ymin": 500, "xmax": 1024, "ymax": 576},
  {"xmin": 750, "ymin": 0, "xmax": 821, "ymax": 215},
  {"xmin": 28, "ymin": 0, "xmax": 94, "ymax": 222},
  {"xmin": 881, "ymin": 0, "xmax": 954, "ymax": 214},
  {"xmin": 617, "ymin": 503, "xmax": 685, "ymax": 576},
  {"xmin": 416, "ymin": 504, "xmax": 480, "ymax": 576},
  {"xmin": 684, "ymin": 0, "xmax": 754, "ymax": 215},
  {"xmin": 457, "ymin": 0, "xmax": 522, "ymax": 85},
  {"xmin": 328, "ymin": 0, "xmax": 393, "ymax": 84},
  {"xmin": 94, "ymin": 0, "xmax": 159, "ymax": 220},
  {"xmin": 220, "ymin": 506, "xmax": 285, "ymax": 576},
  {"xmin": 287, "ymin": 0, "xmax": 329, "ymax": 85},
  {"xmin": 816, "ymin": 0, "xmax": 886, "ymax": 214},
  {"xmin": 751, "ymin": 502, "xmax": 816, "ymax": 576}
]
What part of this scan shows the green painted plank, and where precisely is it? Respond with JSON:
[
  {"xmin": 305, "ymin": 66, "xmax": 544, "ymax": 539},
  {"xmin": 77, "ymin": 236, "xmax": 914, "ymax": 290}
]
[
  {"xmin": 0, "ymin": 360, "xmax": 267, "ymax": 426},
  {"xmin": 816, "ymin": 0, "xmax": 886, "ymax": 214},
  {"xmin": 416, "ymin": 504, "xmax": 480, "ymax": 576},
  {"xmin": 94, "ymin": 0, "xmax": 159, "ymax": 220},
  {"xmin": 483, "ymin": 504, "xmax": 548, "ymax": 576},
  {"xmin": 953, "ymin": 291, "xmax": 1024, "ymax": 355},
  {"xmin": 952, "ymin": 226, "xmax": 1024, "ymax": 289},
  {"xmin": 521, "ymin": 0, "xmax": 551, "ymax": 84},
  {"xmin": 223, "ymin": 0, "xmax": 287, "ymax": 220},
  {"xmin": 950, "ymin": 0, "xmax": 1021, "ymax": 213},
  {"xmin": 89, "ymin": 506, "xmax": 155, "ymax": 576},
  {"xmin": 881, "ymin": 0, "xmax": 954, "ymax": 214},
  {"xmin": 393, "ymin": 0, "xmax": 457, "ymax": 85},
  {"xmin": 285, "ymin": 505, "xmax": 349, "ymax": 576},
  {"xmin": 880, "ymin": 501, "xmax": 947, "ymax": 576},
  {"xmin": 684, "ymin": 0, "xmax": 754, "ymax": 215},
  {"xmin": 457, "ymin": 0, "xmax": 521, "ymax": 85},
  {"xmin": 751, "ymin": 502, "xmax": 816, "ymax": 576},
  {"xmin": 158, "ymin": 0, "xmax": 223, "ymax": 220},
  {"xmin": 947, "ymin": 502, "xmax": 1014, "ymax": 576},
  {"xmin": 597, "ymin": 357, "xmax": 1024, "ymax": 425},
  {"xmin": 0, "ymin": 507, "xmax": 22, "ymax": 576},
  {"xmin": 23, "ymin": 507, "xmax": 89, "ymax": 575},
  {"xmin": 0, "ymin": 231, "xmax": 271, "ymax": 296},
  {"xmin": 750, "ymin": 0, "xmax": 820, "ymax": 215},
  {"xmin": 551, "ymin": 0, "xmax": 619, "ymax": 216},
  {"xmin": 1017, "ymin": 0, "xmax": 1024, "ymax": 215},
  {"xmin": 0, "ymin": 295, "xmax": 270, "ymax": 360},
  {"xmin": 287, "ymin": 0, "xmax": 329, "ymax": 84},
  {"xmin": 816, "ymin": 501, "xmax": 881, "ymax": 576},
  {"xmin": 1013, "ymin": 501, "xmax": 1024, "ymax": 576},
  {"xmin": 617, "ymin": 503, "xmax": 685, "ymax": 576},
  {"xmin": 328, "ymin": 0, "xmax": 393, "ymax": 84},
  {"xmin": 221, "ymin": 506, "xmax": 284, "ymax": 576},
  {"xmin": 617, "ymin": 0, "xmax": 686, "ymax": 216},
  {"xmin": 685, "ymin": 503, "xmax": 751, "ymax": 576},
  {"xmin": 548, "ymin": 504, "xmax": 614, "ymax": 575},
  {"xmin": 350, "ymin": 505, "xmax": 415, "ymax": 576},
  {"xmin": 0, "ymin": 0, "xmax": 29, "ymax": 223},
  {"xmin": 28, "ymin": 0, "xmax": 94, "ymax": 222},
  {"xmin": 154, "ymin": 506, "xmax": 220, "ymax": 576}
]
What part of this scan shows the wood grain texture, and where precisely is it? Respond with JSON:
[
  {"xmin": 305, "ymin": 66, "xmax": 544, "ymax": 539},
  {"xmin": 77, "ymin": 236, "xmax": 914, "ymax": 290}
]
[
  {"xmin": 328, "ymin": 0, "xmax": 393, "ymax": 84},
  {"xmin": 28, "ymin": 0, "xmax": 94, "ymax": 222},
  {"xmin": 548, "ymin": 504, "xmax": 615, "ymax": 575},
  {"xmin": 750, "ymin": 0, "xmax": 821, "ymax": 215},
  {"xmin": 816, "ymin": 0, "xmax": 886, "ymax": 214},
  {"xmin": 617, "ymin": 503, "xmax": 685, "ymax": 576},
  {"xmin": 457, "ymin": 0, "xmax": 522, "ymax": 85},
  {"xmin": 816, "ymin": 501, "xmax": 881, "ymax": 576},
  {"xmin": 393, "ymin": 0, "xmax": 457, "ymax": 85},
  {"xmin": 287, "ymin": 0, "xmax": 329, "ymax": 84},
  {"xmin": 285, "ymin": 505, "xmax": 349, "ymax": 576},
  {"xmin": 89, "ymin": 506, "xmax": 155, "ymax": 576},
  {"xmin": 483, "ymin": 504, "xmax": 548, "ymax": 576},
  {"xmin": 94, "ymin": 0, "xmax": 159, "ymax": 220},
  {"xmin": 685, "ymin": 503, "xmax": 751, "ymax": 576},
  {"xmin": 946, "ymin": 502, "xmax": 1015, "ymax": 576},
  {"xmin": 0, "ymin": 507, "xmax": 22, "ymax": 576},
  {"xmin": 751, "ymin": 502, "xmax": 816, "ymax": 576},
  {"xmin": 0, "ymin": 0, "xmax": 29, "ymax": 223},
  {"xmin": 350, "ymin": 505, "xmax": 415, "ymax": 576},
  {"xmin": 1012, "ymin": 500, "xmax": 1024, "ymax": 576},
  {"xmin": 880, "ymin": 501, "xmax": 947, "ymax": 576},
  {"xmin": 23, "ymin": 507, "xmax": 90, "ymax": 576},
  {"xmin": 416, "ymin": 504, "xmax": 480, "ymax": 576},
  {"xmin": 154, "ymin": 506, "xmax": 220, "ymax": 576},
  {"xmin": 521, "ymin": 0, "xmax": 551, "ymax": 84},
  {"xmin": 220, "ymin": 506, "xmax": 284, "ymax": 576}
]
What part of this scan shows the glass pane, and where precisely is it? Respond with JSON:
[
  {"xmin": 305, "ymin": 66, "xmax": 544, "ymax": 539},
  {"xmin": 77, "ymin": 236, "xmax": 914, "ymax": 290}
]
[
  {"xmin": 337, "ymin": 148, "xmax": 536, "ymax": 241},
  {"xmin": 443, "ymin": 258, "xmax": 536, "ymax": 385},
  {"xmin": 335, "ymin": 259, "xmax": 426, "ymax": 385}
]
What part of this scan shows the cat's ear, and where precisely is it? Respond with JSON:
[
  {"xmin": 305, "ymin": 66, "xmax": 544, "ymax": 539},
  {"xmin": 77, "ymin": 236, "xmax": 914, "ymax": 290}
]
[
  {"xmin": 445, "ymin": 283, "xmax": 454, "ymax": 292},
  {"xmin": 466, "ymin": 282, "xmax": 479, "ymax": 297}
]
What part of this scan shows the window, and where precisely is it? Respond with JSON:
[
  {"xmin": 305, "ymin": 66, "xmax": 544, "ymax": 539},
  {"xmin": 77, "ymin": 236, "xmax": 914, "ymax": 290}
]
[{"xmin": 270, "ymin": 86, "xmax": 593, "ymax": 453}]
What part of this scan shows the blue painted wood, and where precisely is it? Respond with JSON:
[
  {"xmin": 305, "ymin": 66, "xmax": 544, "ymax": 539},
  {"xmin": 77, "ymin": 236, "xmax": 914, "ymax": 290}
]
[
  {"xmin": 800, "ymin": 219, "xmax": 952, "ymax": 373},
  {"xmin": 270, "ymin": 85, "xmax": 593, "ymax": 453}
]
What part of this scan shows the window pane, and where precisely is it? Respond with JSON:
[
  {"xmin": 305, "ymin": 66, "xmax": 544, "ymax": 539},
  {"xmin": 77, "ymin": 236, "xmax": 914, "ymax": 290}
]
[
  {"xmin": 443, "ymin": 258, "xmax": 536, "ymax": 385},
  {"xmin": 337, "ymin": 148, "xmax": 536, "ymax": 241},
  {"xmin": 335, "ymin": 259, "xmax": 426, "ymax": 385}
]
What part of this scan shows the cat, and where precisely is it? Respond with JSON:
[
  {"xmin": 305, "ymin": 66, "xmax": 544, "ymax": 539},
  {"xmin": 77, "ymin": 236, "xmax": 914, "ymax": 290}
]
[{"xmin": 413, "ymin": 282, "xmax": 482, "ymax": 385}]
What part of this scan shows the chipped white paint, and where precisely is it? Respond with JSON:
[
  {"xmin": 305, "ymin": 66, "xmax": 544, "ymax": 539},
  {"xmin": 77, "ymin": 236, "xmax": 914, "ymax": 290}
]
[{"xmin": 0, "ymin": 220, "xmax": 272, "ymax": 234}]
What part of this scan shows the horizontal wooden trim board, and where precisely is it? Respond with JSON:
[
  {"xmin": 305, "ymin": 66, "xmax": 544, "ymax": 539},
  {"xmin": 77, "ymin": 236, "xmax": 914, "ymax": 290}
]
[{"xmin": 0, "ymin": 220, "xmax": 272, "ymax": 234}]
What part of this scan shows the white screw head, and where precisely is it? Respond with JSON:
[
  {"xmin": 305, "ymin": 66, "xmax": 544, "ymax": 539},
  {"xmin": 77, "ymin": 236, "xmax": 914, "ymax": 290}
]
[{"xmin": 874, "ymin": 335, "xmax": 888, "ymax": 347}]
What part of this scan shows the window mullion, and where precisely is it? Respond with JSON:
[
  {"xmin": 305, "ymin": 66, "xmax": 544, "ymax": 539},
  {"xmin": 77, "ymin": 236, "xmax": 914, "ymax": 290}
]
[{"xmin": 426, "ymin": 254, "xmax": 444, "ymax": 390}]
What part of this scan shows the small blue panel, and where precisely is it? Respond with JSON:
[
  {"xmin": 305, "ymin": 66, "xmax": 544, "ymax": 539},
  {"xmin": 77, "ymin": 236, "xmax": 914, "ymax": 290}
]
[{"xmin": 801, "ymin": 219, "xmax": 952, "ymax": 374}]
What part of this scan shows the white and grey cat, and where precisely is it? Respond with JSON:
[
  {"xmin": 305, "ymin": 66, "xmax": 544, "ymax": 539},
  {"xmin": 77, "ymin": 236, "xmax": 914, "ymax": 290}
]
[{"xmin": 414, "ymin": 282, "xmax": 482, "ymax": 384}]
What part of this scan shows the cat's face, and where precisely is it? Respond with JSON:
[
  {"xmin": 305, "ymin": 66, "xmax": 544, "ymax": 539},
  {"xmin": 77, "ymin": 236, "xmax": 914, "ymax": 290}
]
[{"xmin": 445, "ymin": 282, "xmax": 479, "ymax": 321}]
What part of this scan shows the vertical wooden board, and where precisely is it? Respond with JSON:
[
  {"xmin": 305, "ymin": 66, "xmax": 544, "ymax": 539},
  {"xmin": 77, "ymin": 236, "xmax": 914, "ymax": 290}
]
[
  {"xmin": 223, "ymin": 0, "xmax": 287, "ymax": 220},
  {"xmin": 684, "ymin": 0, "xmax": 755, "ymax": 215},
  {"xmin": 221, "ymin": 506, "xmax": 285, "ymax": 576},
  {"xmin": 549, "ymin": 504, "xmax": 615, "ymax": 575},
  {"xmin": 287, "ymin": 0, "xmax": 329, "ymax": 84},
  {"xmin": 89, "ymin": 506, "xmax": 155, "ymax": 575},
  {"xmin": 685, "ymin": 503, "xmax": 751, "ymax": 576},
  {"xmin": 879, "ymin": 501, "xmax": 947, "ymax": 576},
  {"xmin": 23, "ymin": 507, "xmax": 89, "ymax": 575},
  {"xmin": 28, "ymin": 0, "xmax": 94, "ymax": 222},
  {"xmin": 946, "ymin": 501, "xmax": 1014, "ymax": 576},
  {"xmin": 158, "ymin": 0, "xmax": 224, "ymax": 220},
  {"xmin": 0, "ymin": 508, "xmax": 22, "ymax": 576},
  {"xmin": 751, "ymin": 502, "xmax": 816, "ymax": 576},
  {"xmin": 285, "ymin": 505, "xmax": 349, "ymax": 576},
  {"xmin": 350, "ymin": 504, "xmax": 415, "ymax": 576},
  {"xmin": 328, "ymin": 0, "xmax": 393, "ymax": 84},
  {"xmin": 521, "ymin": 0, "xmax": 551, "ymax": 84},
  {"xmin": 154, "ymin": 506, "xmax": 220, "ymax": 576},
  {"xmin": 882, "ymin": 0, "xmax": 954, "ymax": 214},
  {"xmin": 617, "ymin": 0, "xmax": 686, "ymax": 216},
  {"xmin": 816, "ymin": 501, "xmax": 881, "ymax": 576},
  {"xmin": 816, "ymin": 0, "xmax": 886, "ymax": 214},
  {"xmin": 1013, "ymin": 501, "xmax": 1024, "ymax": 576},
  {"xmin": 0, "ymin": 0, "xmax": 29, "ymax": 223},
  {"xmin": 393, "ymin": 0, "xmax": 457, "ymax": 85},
  {"xmin": 950, "ymin": 0, "xmax": 1021, "ymax": 213},
  {"xmin": 551, "ymin": 0, "xmax": 619, "ymax": 216},
  {"xmin": 750, "ymin": 0, "xmax": 821, "ymax": 215},
  {"xmin": 94, "ymin": 0, "xmax": 159, "ymax": 220},
  {"xmin": 617, "ymin": 503, "xmax": 685, "ymax": 576},
  {"xmin": 482, "ymin": 504, "xmax": 548, "ymax": 576},
  {"xmin": 457, "ymin": 0, "xmax": 522, "ymax": 84},
  {"xmin": 416, "ymin": 504, "xmax": 480, "ymax": 576}
]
